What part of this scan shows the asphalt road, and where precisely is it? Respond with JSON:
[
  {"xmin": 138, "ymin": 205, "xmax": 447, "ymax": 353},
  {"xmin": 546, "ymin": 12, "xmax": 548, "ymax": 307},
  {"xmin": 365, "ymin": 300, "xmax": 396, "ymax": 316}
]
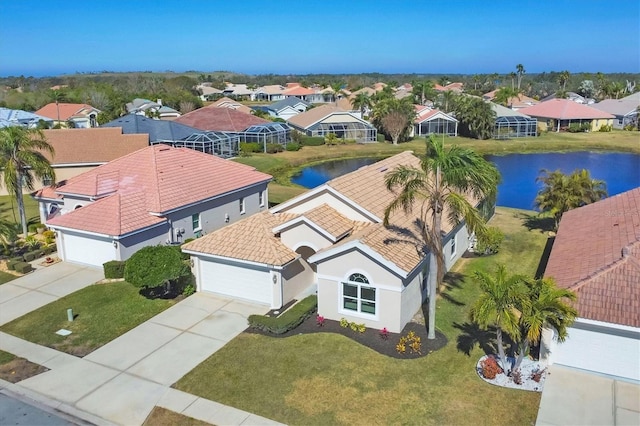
[{"xmin": 0, "ymin": 392, "xmax": 86, "ymax": 425}]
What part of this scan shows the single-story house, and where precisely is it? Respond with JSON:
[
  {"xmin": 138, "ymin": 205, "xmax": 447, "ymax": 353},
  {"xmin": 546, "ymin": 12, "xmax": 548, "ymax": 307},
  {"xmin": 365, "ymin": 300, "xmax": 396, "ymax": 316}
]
[
  {"xmin": 435, "ymin": 82, "xmax": 464, "ymax": 93},
  {"xmin": 541, "ymin": 187, "xmax": 640, "ymax": 381},
  {"xmin": 482, "ymin": 91, "xmax": 539, "ymax": 110},
  {"xmin": 490, "ymin": 103, "xmax": 538, "ymax": 138},
  {"xmin": 196, "ymin": 84, "xmax": 223, "ymax": 101},
  {"xmin": 590, "ymin": 92, "xmax": 640, "ymax": 129},
  {"xmin": 282, "ymin": 85, "xmax": 321, "ymax": 103},
  {"xmin": 265, "ymin": 97, "xmax": 311, "ymax": 120},
  {"xmin": 209, "ymin": 97, "xmax": 254, "ymax": 115},
  {"xmin": 2, "ymin": 127, "xmax": 148, "ymax": 198},
  {"xmin": 36, "ymin": 145, "xmax": 271, "ymax": 267},
  {"xmin": 101, "ymin": 114, "xmax": 201, "ymax": 143},
  {"xmin": 540, "ymin": 91, "xmax": 594, "ymax": 105},
  {"xmin": 125, "ymin": 98, "xmax": 181, "ymax": 120},
  {"xmin": 413, "ymin": 106, "xmax": 458, "ymax": 137},
  {"xmin": 221, "ymin": 84, "xmax": 254, "ymax": 101},
  {"xmin": 183, "ymin": 152, "xmax": 477, "ymax": 333},
  {"xmin": 0, "ymin": 107, "xmax": 53, "ymax": 128},
  {"xmin": 174, "ymin": 104, "xmax": 271, "ymax": 132},
  {"xmin": 35, "ymin": 103, "xmax": 101, "ymax": 128},
  {"xmin": 519, "ymin": 99, "xmax": 614, "ymax": 132},
  {"xmin": 286, "ymin": 104, "xmax": 377, "ymax": 143},
  {"xmin": 254, "ymin": 85, "xmax": 286, "ymax": 102}
]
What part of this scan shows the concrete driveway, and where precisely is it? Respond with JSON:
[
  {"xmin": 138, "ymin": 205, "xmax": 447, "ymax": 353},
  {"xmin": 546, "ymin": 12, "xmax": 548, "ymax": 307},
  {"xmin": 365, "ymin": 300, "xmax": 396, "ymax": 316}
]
[
  {"xmin": 537, "ymin": 365, "xmax": 640, "ymax": 425},
  {"xmin": 0, "ymin": 262, "xmax": 104, "ymax": 326}
]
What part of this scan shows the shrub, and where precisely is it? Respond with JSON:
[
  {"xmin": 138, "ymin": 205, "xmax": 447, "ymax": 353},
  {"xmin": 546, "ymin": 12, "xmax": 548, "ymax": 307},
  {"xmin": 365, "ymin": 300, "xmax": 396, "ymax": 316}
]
[
  {"xmin": 14, "ymin": 262, "xmax": 33, "ymax": 274},
  {"xmin": 475, "ymin": 227, "xmax": 505, "ymax": 255},
  {"xmin": 28, "ymin": 249, "xmax": 44, "ymax": 260},
  {"xmin": 103, "ymin": 260, "xmax": 126, "ymax": 279},
  {"xmin": 376, "ymin": 133, "xmax": 386, "ymax": 142},
  {"xmin": 290, "ymin": 130, "xmax": 304, "ymax": 144},
  {"xmin": 380, "ymin": 327, "xmax": 389, "ymax": 340},
  {"xmin": 24, "ymin": 236, "xmax": 40, "ymax": 250},
  {"xmin": 124, "ymin": 245, "xmax": 191, "ymax": 292},
  {"xmin": 339, "ymin": 318, "xmax": 349, "ymax": 328},
  {"xmin": 265, "ymin": 143, "xmax": 283, "ymax": 154},
  {"xmin": 182, "ymin": 238, "xmax": 195, "ymax": 244},
  {"xmin": 239, "ymin": 142, "xmax": 261, "ymax": 155},
  {"xmin": 247, "ymin": 295, "xmax": 317, "ymax": 334},
  {"xmin": 182, "ymin": 284, "xmax": 195, "ymax": 297},
  {"xmin": 27, "ymin": 223, "xmax": 44, "ymax": 233},
  {"xmin": 170, "ymin": 244, "xmax": 190, "ymax": 261},
  {"xmin": 598, "ymin": 124, "xmax": 612, "ymax": 132},
  {"xmin": 23, "ymin": 251, "xmax": 37, "ymax": 262},
  {"xmin": 285, "ymin": 142, "xmax": 300, "ymax": 151},
  {"xmin": 530, "ymin": 368, "xmax": 546, "ymax": 382},
  {"xmin": 481, "ymin": 356, "xmax": 503, "ymax": 379},
  {"xmin": 343, "ymin": 139, "xmax": 357, "ymax": 145},
  {"xmin": 300, "ymin": 136, "xmax": 325, "ymax": 146},
  {"xmin": 316, "ymin": 314, "xmax": 325, "ymax": 326},
  {"xmin": 397, "ymin": 330, "xmax": 422, "ymax": 355},
  {"xmin": 7, "ymin": 257, "xmax": 22, "ymax": 270},
  {"xmin": 42, "ymin": 230, "xmax": 55, "ymax": 240},
  {"xmin": 623, "ymin": 124, "xmax": 637, "ymax": 131},
  {"xmin": 512, "ymin": 368, "xmax": 523, "ymax": 385},
  {"xmin": 47, "ymin": 243, "xmax": 56, "ymax": 253}
]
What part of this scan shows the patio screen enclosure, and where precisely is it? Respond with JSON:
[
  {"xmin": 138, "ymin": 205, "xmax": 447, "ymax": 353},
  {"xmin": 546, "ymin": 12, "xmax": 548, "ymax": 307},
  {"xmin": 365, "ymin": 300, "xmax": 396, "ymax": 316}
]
[
  {"xmin": 151, "ymin": 131, "xmax": 239, "ymax": 158},
  {"xmin": 415, "ymin": 118, "xmax": 458, "ymax": 136},
  {"xmin": 238, "ymin": 123, "xmax": 291, "ymax": 152},
  {"xmin": 306, "ymin": 122, "xmax": 377, "ymax": 143},
  {"xmin": 493, "ymin": 116, "xmax": 538, "ymax": 139}
]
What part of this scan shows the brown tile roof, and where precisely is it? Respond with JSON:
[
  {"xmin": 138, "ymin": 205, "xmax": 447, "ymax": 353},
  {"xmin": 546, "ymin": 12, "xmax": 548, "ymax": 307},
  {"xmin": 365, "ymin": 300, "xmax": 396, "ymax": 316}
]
[
  {"xmin": 520, "ymin": 99, "xmax": 615, "ymax": 120},
  {"xmin": 46, "ymin": 145, "xmax": 271, "ymax": 236},
  {"xmin": 545, "ymin": 187, "xmax": 640, "ymax": 327},
  {"xmin": 39, "ymin": 128, "xmax": 149, "ymax": 165},
  {"xmin": 183, "ymin": 211, "xmax": 298, "ymax": 265},
  {"xmin": 34, "ymin": 103, "xmax": 99, "ymax": 121},
  {"xmin": 300, "ymin": 204, "xmax": 354, "ymax": 239},
  {"xmin": 210, "ymin": 97, "xmax": 254, "ymax": 115},
  {"xmin": 286, "ymin": 104, "xmax": 347, "ymax": 129},
  {"xmin": 283, "ymin": 86, "xmax": 316, "ymax": 96},
  {"xmin": 174, "ymin": 104, "xmax": 269, "ymax": 132}
]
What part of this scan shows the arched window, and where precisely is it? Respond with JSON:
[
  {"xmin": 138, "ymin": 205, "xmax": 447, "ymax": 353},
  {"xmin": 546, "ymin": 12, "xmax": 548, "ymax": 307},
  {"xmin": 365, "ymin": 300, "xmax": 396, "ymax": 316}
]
[{"xmin": 343, "ymin": 272, "xmax": 376, "ymax": 315}]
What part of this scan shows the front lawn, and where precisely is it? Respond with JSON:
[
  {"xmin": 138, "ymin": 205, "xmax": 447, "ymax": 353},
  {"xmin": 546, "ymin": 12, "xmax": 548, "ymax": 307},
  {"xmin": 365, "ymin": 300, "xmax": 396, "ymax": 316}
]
[
  {"xmin": 0, "ymin": 194, "xmax": 40, "ymax": 226},
  {"xmin": 175, "ymin": 207, "xmax": 548, "ymax": 425},
  {"xmin": 0, "ymin": 281, "xmax": 178, "ymax": 356},
  {"xmin": 0, "ymin": 270, "xmax": 18, "ymax": 285}
]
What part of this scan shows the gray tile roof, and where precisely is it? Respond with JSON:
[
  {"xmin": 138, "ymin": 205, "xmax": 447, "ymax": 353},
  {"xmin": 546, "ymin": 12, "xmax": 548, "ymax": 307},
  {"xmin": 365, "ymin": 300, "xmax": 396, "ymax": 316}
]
[
  {"xmin": 269, "ymin": 97, "xmax": 311, "ymax": 113},
  {"xmin": 101, "ymin": 114, "xmax": 200, "ymax": 142},
  {"xmin": 0, "ymin": 107, "xmax": 53, "ymax": 127}
]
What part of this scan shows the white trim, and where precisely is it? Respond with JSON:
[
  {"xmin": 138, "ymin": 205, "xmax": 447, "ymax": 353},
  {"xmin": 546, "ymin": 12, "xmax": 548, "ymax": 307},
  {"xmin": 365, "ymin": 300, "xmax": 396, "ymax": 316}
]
[
  {"xmin": 184, "ymin": 250, "xmax": 300, "ymax": 270},
  {"xmin": 338, "ymin": 275, "xmax": 379, "ymax": 321},
  {"xmin": 47, "ymin": 221, "xmax": 167, "ymax": 239},
  {"xmin": 269, "ymin": 184, "xmax": 380, "ymax": 223},
  {"xmin": 316, "ymin": 273, "xmax": 402, "ymax": 293},
  {"xmin": 574, "ymin": 317, "xmax": 640, "ymax": 334},
  {"xmin": 300, "ymin": 110, "xmax": 374, "ymax": 131},
  {"xmin": 309, "ymin": 240, "xmax": 408, "ymax": 278},
  {"xmin": 292, "ymin": 241, "xmax": 320, "ymax": 253},
  {"xmin": 415, "ymin": 110, "xmax": 458, "ymax": 124},
  {"xmin": 272, "ymin": 216, "xmax": 341, "ymax": 243}
]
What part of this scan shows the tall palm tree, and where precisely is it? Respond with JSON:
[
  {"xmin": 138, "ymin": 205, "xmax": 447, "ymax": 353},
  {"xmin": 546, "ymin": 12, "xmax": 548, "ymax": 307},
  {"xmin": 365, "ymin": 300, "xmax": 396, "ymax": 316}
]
[
  {"xmin": 516, "ymin": 64, "xmax": 526, "ymax": 91},
  {"xmin": 330, "ymin": 82, "xmax": 346, "ymax": 103},
  {"xmin": 384, "ymin": 135, "xmax": 500, "ymax": 339},
  {"xmin": 372, "ymin": 97, "xmax": 415, "ymax": 145},
  {"xmin": 452, "ymin": 96, "xmax": 495, "ymax": 140},
  {"xmin": 470, "ymin": 265, "xmax": 526, "ymax": 372},
  {"xmin": 411, "ymin": 80, "xmax": 435, "ymax": 105},
  {"xmin": 513, "ymin": 277, "xmax": 577, "ymax": 370},
  {"xmin": 508, "ymin": 72, "xmax": 517, "ymax": 90},
  {"xmin": 494, "ymin": 87, "xmax": 519, "ymax": 107},
  {"xmin": 350, "ymin": 92, "xmax": 373, "ymax": 118},
  {"xmin": 558, "ymin": 70, "xmax": 571, "ymax": 91},
  {"xmin": 535, "ymin": 169, "xmax": 607, "ymax": 229},
  {"xmin": 0, "ymin": 127, "xmax": 55, "ymax": 236}
]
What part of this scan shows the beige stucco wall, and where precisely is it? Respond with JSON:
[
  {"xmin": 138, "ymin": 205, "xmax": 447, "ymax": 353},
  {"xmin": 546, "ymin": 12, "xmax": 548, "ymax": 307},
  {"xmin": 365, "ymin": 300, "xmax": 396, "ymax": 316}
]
[
  {"xmin": 282, "ymin": 258, "xmax": 315, "ymax": 303},
  {"xmin": 0, "ymin": 165, "xmax": 98, "ymax": 196},
  {"xmin": 278, "ymin": 190, "xmax": 374, "ymax": 222},
  {"xmin": 280, "ymin": 221, "xmax": 334, "ymax": 252}
]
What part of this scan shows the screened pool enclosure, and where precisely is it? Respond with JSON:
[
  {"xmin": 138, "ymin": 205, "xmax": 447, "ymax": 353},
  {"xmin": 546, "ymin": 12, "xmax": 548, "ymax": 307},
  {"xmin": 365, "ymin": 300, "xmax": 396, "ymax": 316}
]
[
  {"xmin": 237, "ymin": 122, "xmax": 292, "ymax": 151},
  {"xmin": 493, "ymin": 116, "xmax": 538, "ymax": 139},
  {"xmin": 306, "ymin": 121, "xmax": 377, "ymax": 143},
  {"xmin": 152, "ymin": 131, "xmax": 239, "ymax": 158}
]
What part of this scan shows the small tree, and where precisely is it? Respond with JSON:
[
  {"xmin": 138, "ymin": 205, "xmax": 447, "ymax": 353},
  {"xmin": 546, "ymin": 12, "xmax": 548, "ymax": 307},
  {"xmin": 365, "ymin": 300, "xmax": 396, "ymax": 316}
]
[
  {"xmin": 124, "ymin": 245, "xmax": 191, "ymax": 296},
  {"xmin": 373, "ymin": 97, "xmax": 415, "ymax": 145}
]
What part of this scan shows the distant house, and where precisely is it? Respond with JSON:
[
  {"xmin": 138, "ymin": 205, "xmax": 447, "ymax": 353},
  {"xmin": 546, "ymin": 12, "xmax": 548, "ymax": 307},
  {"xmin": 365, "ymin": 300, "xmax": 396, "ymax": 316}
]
[
  {"xmin": 101, "ymin": 114, "xmax": 201, "ymax": 143},
  {"xmin": 175, "ymin": 104, "xmax": 271, "ymax": 132},
  {"xmin": 265, "ymin": 97, "xmax": 311, "ymax": 120},
  {"xmin": 490, "ymin": 103, "xmax": 538, "ymax": 138},
  {"xmin": 221, "ymin": 84, "xmax": 254, "ymax": 101},
  {"xmin": 435, "ymin": 82, "xmax": 464, "ymax": 93},
  {"xmin": 286, "ymin": 104, "xmax": 377, "ymax": 143},
  {"xmin": 413, "ymin": 106, "xmax": 458, "ymax": 137},
  {"xmin": 210, "ymin": 97, "xmax": 254, "ymax": 115},
  {"xmin": 38, "ymin": 145, "xmax": 271, "ymax": 267},
  {"xmin": 519, "ymin": 99, "xmax": 614, "ymax": 132},
  {"xmin": 283, "ymin": 85, "xmax": 322, "ymax": 103},
  {"xmin": 541, "ymin": 91, "xmax": 594, "ymax": 105},
  {"xmin": 590, "ymin": 92, "xmax": 640, "ymax": 129},
  {"xmin": 35, "ymin": 103, "xmax": 101, "ymax": 128},
  {"xmin": 196, "ymin": 84, "xmax": 223, "ymax": 101},
  {"xmin": 125, "ymin": 98, "xmax": 181, "ymax": 120},
  {"xmin": 541, "ymin": 187, "xmax": 640, "ymax": 381},
  {"xmin": 0, "ymin": 107, "xmax": 53, "ymax": 128},
  {"xmin": 482, "ymin": 90, "xmax": 539, "ymax": 110},
  {"xmin": 254, "ymin": 85, "xmax": 286, "ymax": 102}
]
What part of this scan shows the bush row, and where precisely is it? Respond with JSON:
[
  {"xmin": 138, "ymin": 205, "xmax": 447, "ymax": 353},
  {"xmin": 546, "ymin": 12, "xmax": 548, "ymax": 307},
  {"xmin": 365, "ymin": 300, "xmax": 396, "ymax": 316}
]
[
  {"xmin": 248, "ymin": 295, "xmax": 317, "ymax": 334},
  {"xmin": 7, "ymin": 244, "xmax": 57, "ymax": 266},
  {"xmin": 300, "ymin": 136, "xmax": 325, "ymax": 146}
]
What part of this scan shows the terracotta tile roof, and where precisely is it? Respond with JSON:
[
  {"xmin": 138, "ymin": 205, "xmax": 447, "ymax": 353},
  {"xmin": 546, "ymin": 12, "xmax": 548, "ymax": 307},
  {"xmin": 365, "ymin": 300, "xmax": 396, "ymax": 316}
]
[
  {"xmin": 34, "ymin": 103, "xmax": 100, "ymax": 121},
  {"xmin": 414, "ymin": 108, "xmax": 457, "ymax": 123},
  {"xmin": 257, "ymin": 85, "xmax": 286, "ymax": 95},
  {"xmin": 183, "ymin": 211, "xmax": 298, "ymax": 265},
  {"xmin": 283, "ymin": 86, "xmax": 316, "ymax": 96},
  {"xmin": 39, "ymin": 128, "xmax": 149, "ymax": 165},
  {"xmin": 210, "ymin": 97, "xmax": 254, "ymax": 115},
  {"xmin": 300, "ymin": 204, "xmax": 354, "ymax": 239},
  {"xmin": 519, "ymin": 99, "xmax": 615, "ymax": 120},
  {"xmin": 174, "ymin": 104, "xmax": 269, "ymax": 132},
  {"xmin": 545, "ymin": 187, "xmax": 640, "ymax": 327},
  {"xmin": 286, "ymin": 104, "xmax": 347, "ymax": 129}
]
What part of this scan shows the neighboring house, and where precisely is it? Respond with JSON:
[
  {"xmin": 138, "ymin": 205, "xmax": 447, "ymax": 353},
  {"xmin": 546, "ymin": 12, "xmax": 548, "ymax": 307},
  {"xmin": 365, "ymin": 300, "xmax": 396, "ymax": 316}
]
[
  {"xmin": 210, "ymin": 97, "xmax": 254, "ymax": 115},
  {"xmin": 3, "ymin": 127, "xmax": 148, "ymax": 198},
  {"xmin": 286, "ymin": 104, "xmax": 377, "ymax": 143},
  {"xmin": 34, "ymin": 103, "xmax": 101, "ymax": 128},
  {"xmin": 0, "ymin": 107, "xmax": 53, "ymax": 128},
  {"xmin": 254, "ymin": 85, "xmax": 286, "ymax": 102},
  {"xmin": 541, "ymin": 91, "xmax": 594, "ymax": 105},
  {"xmin": 125, "ymin": 98, "xmax": 181, "ymax": 120},
  {"xmin": 490, "ymin": 103, "xmax": 538, "ymax": 138},
  {"xmin": 183, "ymin": 152, "xmax": 477, "ymax": 333},
  {"xmin": 435, "ymin": 82, "xmax": 464, "ymax": 93},
  {"xmin": 519, "ymin": 99, "xmax": 614, "ymax": 132},
  {"xmin": 541, "ymin": 187, "xmax": 640, "ymax": 381},
  {"xmin": 221, "ymin": 84, "xmax": 254, "ymax": 100},
  {"xmin": 36, "ymin": 145, "xmax": 271, "ymax": 267},
  {"xmin": 413, "ymin": 106, "xmax": 458, "ymax": 137},
  {"xmin": 101, "ymin": 114, "xmax": 201, "ymax": 143},
  {"xmin": 590, "ymin": 92, "xmax": 640, "ymax": 129},
  {"xmin": 282, "ymin": 85, "xmax": 320, "ymax": 103},
  {"xmin": 267, "ymin": 97, "xmax": 311, "ymax": 120},
  {"xmin": 482, "ymin": 91, "xmax": 539, "ymax": 110},
  {"xmin": 196, "ymin": 84, "xmax": 223, "ymax": 101},
  {"xmin": 174, "ymin": 104, "xmax": 271, "ymax": 132}
]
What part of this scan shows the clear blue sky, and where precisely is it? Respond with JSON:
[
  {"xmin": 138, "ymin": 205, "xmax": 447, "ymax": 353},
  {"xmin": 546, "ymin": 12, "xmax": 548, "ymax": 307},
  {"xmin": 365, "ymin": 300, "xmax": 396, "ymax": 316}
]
[{"xmin": 1, "ymin": 0, "xmax": 638, "ymax": 77}]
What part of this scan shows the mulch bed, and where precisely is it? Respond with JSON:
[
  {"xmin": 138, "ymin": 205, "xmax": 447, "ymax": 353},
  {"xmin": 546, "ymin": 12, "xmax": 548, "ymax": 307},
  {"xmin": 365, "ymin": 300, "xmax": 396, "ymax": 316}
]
[
  {"xmin": 0, "ymin": 358, "xmax": 49, "ymax": 383},
  {"xmin": 246, "ymin": 314, "xmax": 447, "ymax": 359}
]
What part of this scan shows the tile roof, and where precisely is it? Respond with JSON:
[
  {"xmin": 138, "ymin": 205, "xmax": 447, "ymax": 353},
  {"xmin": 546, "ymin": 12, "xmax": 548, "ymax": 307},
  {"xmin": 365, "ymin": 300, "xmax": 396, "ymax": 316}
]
[
  {"xmin": 101, "ymin": 114, "xmax": 200, "ymax": 142},
  {"xmin": 299, "ymin": 204, "xmax": 354, "ymax": 239},
  {"xmin": 34, "ymin": 103, "xmax": 100, "ymax": 121},
  {"xmin": 286, "ymin": 104, "xmax": 351, "ymax": 129},
  {"xmin": 519, "ymin": 99, "xmax": 615, "ymax": 120},
  {"xmin": 414, "ymin": 107, "xmax": 457, "ymax": 123},
  {"xmin": 590, "ymin": 98, "xmax": 640, "ymax": 116},
  {"xmin": 544, "ymin": 188, "xmax": 640, "ymax": 327},
  {"xmin": 174, "ymin": 104, "xmax": 270, "ymax": 132},
  {"xmin": 283, "ymin": 86, "xmax": 316, "ymax": 96},
  {"xmin": 39, "ymin": 128, "xmax": 149, "ymax": 165},
  {"xmin": 210, "ymin": 97, "xmax": 254, "ymax": 115}
]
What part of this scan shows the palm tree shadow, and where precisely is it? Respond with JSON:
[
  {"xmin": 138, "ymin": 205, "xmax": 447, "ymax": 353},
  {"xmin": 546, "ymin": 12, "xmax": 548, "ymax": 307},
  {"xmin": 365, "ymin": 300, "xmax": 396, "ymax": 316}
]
[
  {"xmin": 454, "ymin": 322, "xmax": 499, "ymax": 356},
  {"xmin": 519, "ymin": 213, "xmax": 555, "ymax": 233},
  {"xmin": 441, "ymin": 272, "xmax": 465, "ymax": 306}
]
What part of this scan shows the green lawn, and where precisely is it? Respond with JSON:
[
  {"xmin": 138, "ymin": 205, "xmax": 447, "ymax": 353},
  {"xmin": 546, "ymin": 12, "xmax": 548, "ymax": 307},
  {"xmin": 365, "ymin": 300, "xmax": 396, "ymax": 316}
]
[
  {"xmin": 0, "ymin": 270, "xmax": 18, "ymax": 285},
  {"xmin": 0, "ymin": 195, "xmax": 40, "ymax": 226},
  {"xmin": 0, "ymin": 350, "xmax": 16, "ymax": 365},
  {"xmin": 175, "ymin": 207, "xmax": 548, "ymax": 425},
  {"xmin": 0, "ymin": 281, "xmax": 178, "ymax": 356}
]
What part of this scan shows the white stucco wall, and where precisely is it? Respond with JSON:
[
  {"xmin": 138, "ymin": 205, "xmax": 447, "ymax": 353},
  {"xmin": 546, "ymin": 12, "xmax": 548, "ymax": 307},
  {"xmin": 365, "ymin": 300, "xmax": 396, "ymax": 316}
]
[
  {"xmin": 278, "ymin": 190, "xmax": 374, "ymax": 222},
  {"xmin": 279, "ymin": 221, "xmax": 334, "ymax": 253}
]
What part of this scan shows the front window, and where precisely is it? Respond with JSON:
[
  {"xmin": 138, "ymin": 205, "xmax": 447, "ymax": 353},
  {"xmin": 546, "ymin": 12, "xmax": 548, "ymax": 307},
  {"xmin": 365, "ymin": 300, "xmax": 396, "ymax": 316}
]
[
  {"xmin": 450, "ymin": 235, "xmax": 457, "ymax": 258},
  {"xmin": 342, "ymin": 273, "xmax": 376, "ymax": 315},
  {"xmin": 258, "ymin": 191, "xmax": 264, "ymax": 207},
  {"xmin": 192, "ymin": 213, "xmax": 200, "ymax": 231},
  {"xmin": 239, "ymin": 197, "xmax": 245, "ymax": 214}
]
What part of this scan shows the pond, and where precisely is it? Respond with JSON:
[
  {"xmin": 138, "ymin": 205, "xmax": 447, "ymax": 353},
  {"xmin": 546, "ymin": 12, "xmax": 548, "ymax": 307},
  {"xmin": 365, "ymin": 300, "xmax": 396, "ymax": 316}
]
[{"xmin": 291, "ymin": 152, "xmax": 640, "ymax": 210}]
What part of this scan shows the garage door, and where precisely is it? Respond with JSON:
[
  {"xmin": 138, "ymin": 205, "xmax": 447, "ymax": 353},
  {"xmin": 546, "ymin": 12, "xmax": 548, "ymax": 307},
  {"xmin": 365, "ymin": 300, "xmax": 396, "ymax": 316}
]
[
  {"xmin": 553, "ymin": 325, "xmax": 640, "ymax": 381},
  {"xmin": 61, "ymin": 232, "xmax": 115, "ymax": 267},
  {"xmin": 199, "ymin": 259, "xmax": 272, "ymax": 305}
]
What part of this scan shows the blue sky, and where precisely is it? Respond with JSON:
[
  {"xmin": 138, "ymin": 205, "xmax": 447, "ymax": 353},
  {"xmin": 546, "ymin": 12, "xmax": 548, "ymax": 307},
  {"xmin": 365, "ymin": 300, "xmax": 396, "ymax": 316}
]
[{"xmin": 1, "ymin": 0, "xmax": 638, "ymax": 77}]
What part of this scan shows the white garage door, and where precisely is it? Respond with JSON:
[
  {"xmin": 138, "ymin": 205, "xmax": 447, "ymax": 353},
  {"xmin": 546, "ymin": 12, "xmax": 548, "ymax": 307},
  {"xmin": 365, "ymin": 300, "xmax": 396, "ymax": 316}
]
[
  {"xmin": 61, "ymin": 232, "xmax": 115, "ymax": 267},
  {"xmin": 199, "ymin": 259, "xmax": 272, "ymax": 305},
  {"xmin": 553, "ymin": 325, "xmax": 640, "ymax": 381}
]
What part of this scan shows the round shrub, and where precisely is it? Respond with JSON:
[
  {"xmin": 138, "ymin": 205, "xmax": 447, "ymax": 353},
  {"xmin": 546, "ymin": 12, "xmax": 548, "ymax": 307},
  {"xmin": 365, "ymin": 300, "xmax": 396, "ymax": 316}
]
[
  {"xmin": 124, "ymin": 245, "xmax": 190, "ymax": 290},
  {"xmin": 239, "ymin": 142, "xmax": 261, "ymax": 155},
  {"xmin": 265, "ymin": 143, "xmax": 283, "ymax": 153},
  {"xmin": 285, "ymin": 142, "xmax": 300, "ymax": 151}
]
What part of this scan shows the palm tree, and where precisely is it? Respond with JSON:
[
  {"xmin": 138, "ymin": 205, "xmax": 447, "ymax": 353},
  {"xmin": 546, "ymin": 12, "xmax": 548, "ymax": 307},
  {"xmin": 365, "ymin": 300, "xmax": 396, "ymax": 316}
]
[
  {"xmin": 470, "ymin": 265, "xmax": 526, "ymax": 372},
  {"xmin": 513, "ymin": 277, "xmax": 577, "ymax": 370},
  {"xmin": 516, "ymin": 64, "xmax": 526, "ymax": 91},
  {"xmin": 535, "ymin": 169, "xmax": 607, "ymax": 229},
  {"xmin": 494, "ymin": 87, "xmax": 519, "ymax": 107},
  {"xmin": 411, "ymin": 80, "xmax": 435, "ymax": 105},
  {"xmin": 372, "ymin": 97, "xmax": 415, "ymax": 145},
  {"xmin": 452, "ymin": 96, "xmax": 495, "ymax": 140},
  {"xmin": 508, "ymin": 72, "xmax": 517, "ymax": 90},
  {"xmin": 558, "ymin": 70, "xmax": 571, "ymax": 91},
  {"xmin": 350, "ymin": 92, "xmax": 373, "ymax": 118},
  {"xmin": 0, "ymin": 127, "xmax": 55, "ymax": 236},
  {"xmin": 330, "ymin": 82, "xmax": 346, "ymax": 103},
  {"xmin": 384, "ymin": 135, "xmax": 500, "ymax": 339}
]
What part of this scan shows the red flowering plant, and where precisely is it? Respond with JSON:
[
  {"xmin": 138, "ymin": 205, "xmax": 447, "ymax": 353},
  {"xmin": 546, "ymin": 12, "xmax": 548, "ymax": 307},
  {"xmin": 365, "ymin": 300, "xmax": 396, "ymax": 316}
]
[
  {"xmin": 379, "ymin": 327, "xmax": 389, "ymax": 340},
  {"xmin": 316, "ymin": 315, "xmax": 325, "ymax": 327}
]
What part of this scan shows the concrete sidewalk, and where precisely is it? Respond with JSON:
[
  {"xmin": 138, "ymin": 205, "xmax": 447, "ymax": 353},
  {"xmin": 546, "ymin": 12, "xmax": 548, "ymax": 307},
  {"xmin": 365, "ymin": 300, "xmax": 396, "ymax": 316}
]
[{"xmin": 0, "ymin": 291, "xmax": 284, "ymax": 425}]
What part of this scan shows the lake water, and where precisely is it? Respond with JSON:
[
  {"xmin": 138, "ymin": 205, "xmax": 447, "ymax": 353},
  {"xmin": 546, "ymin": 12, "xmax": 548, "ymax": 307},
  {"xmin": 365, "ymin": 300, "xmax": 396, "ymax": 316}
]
[{"xmin": 291, "ymin": 152, "xmax": 640, "ymax": 210}]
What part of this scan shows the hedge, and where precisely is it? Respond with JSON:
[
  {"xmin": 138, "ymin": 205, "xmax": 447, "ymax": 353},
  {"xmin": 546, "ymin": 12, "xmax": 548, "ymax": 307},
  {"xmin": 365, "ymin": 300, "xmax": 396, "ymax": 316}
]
[
  {"xmin": 27, "ymin": 223, "xmax": 44, "ymax": 233},
  {"xmin": 240, "ymin": 142, "xmax": 261, "ymax": 154},
  {"xmin": 14, "ymin": 262, "xmax": 33, "ymax": 274},
  {"xmin": 265, "ymin": 143, "xmax": 283, "ymax": 153},
  {"xmin": 285, "ymin": 142, "xmax": 300, "ymax": 151},
  {"xmin": 300, "ymin": 136, "xmax": 325, "ymax": 146},
  {"xmin": 7, "ymin": 258, "xmax": 22, "ymax": 271},
  {"xmin": 23, "ymin": 251, "xmax": 38, "ymax": 262},
  {"xmin": 103, "ymin": 260, "xmax": 126, "ymax": 279},
  {"xmin": 376, "ymin": 133, "xmax": 386, "ymax": 142},
  {"xmin": 248, "ymin": 295, "xmax": 317, "ymax": 334}
]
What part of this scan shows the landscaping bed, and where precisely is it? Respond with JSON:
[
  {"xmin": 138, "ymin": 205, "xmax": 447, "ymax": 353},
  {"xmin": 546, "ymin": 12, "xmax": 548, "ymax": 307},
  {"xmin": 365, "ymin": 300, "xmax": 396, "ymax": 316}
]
[{"xmin": 0, "ymin": 350, "xmax": 48, "ymax": 383}]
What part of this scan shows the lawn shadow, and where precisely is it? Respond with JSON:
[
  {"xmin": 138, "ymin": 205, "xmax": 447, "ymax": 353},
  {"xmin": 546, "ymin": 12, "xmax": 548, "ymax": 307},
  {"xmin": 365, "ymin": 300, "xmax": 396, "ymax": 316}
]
[
  {"xmin": 519, "ymin": 212, "xmax": 555, "ymax": 233},
  {"xmin": 440, "ymin": 272, "xmax": 465, "ymax": 306},
  {"xmin": 454, "ymin": 322, "xmax": 500, "ymax": 356},
  {"xmin": 534, "ymin": 236, "xmax": 555, "ymax": 279}
]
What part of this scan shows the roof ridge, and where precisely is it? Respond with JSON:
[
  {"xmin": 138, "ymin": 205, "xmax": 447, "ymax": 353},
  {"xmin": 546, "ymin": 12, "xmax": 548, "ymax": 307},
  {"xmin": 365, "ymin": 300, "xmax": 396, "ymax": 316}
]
[{"xmin": 150, "ymin": 146, "xmax": 164, "ymax": 210}]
